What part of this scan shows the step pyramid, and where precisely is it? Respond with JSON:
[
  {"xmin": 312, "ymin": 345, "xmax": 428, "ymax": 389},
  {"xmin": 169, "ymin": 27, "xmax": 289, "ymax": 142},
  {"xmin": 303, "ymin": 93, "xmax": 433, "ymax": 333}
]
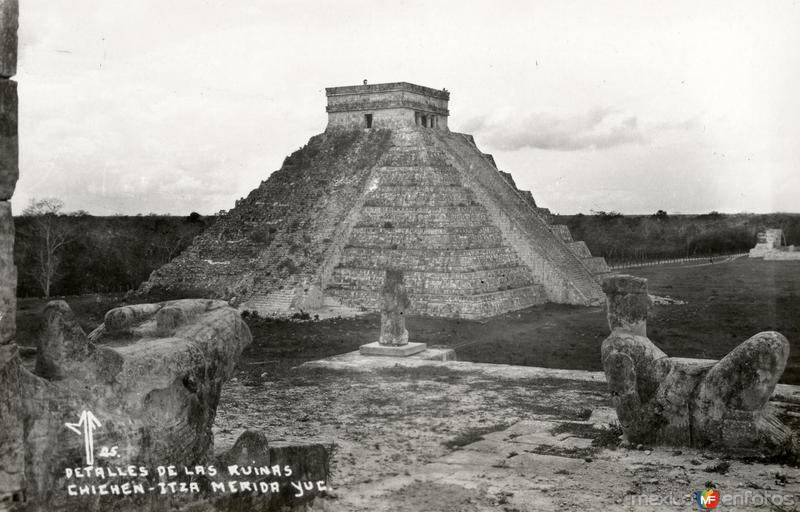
[{"xmin": 142, "ymin": 82, "xmax": 609, "ymax": 318}]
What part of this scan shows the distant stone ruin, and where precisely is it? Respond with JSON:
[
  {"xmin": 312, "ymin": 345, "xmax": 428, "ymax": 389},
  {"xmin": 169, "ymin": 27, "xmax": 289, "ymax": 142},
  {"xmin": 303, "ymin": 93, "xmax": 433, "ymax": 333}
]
[
  {"xmin": 6, "ymin": 300, "xmax": 249, "ymax": 507},
  {"xmin": 600, "ymin": 274, "xmax": 797, "ymax": 457},
  {"xmin": 749, "ymin": 228, "xmax": 800, "ymax": 260},
  {"xmin": 142, "ymin": 81, "xmax": 609, "ymax": 319}
]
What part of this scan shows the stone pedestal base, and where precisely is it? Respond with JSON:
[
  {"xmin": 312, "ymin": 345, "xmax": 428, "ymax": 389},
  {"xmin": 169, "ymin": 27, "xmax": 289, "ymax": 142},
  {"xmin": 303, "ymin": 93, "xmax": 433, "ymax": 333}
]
[{"xmin": 360, "ymin": 341, "xmax": 427, "ymax": 357}]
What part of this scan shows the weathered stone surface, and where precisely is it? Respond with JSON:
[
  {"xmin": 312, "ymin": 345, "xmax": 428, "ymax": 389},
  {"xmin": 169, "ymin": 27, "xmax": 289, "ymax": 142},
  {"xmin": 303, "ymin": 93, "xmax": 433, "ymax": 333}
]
[
  {"xmin": 0, "ymin": 79, "xmax": 17, "ymax": 200},
  {"xmin": 213, "ymin": 432, "xmax": 332, "ymax": 511},
  {"xmin": 0, "ymin": 344, "xmax": 24, "ymax": 503},
  {"xmin": 326, "ymin": 82, "xmax": 450, "ymax": 131},
  {"xmin": 602, "ymin": 274, "xmax": 649, "ymax": 336},
  {"xmin": 601, "ymin": 276, "xmax": 797, "ymax": 456},
  {"xmin": 101, "ymin": 302, "xmax": 161, "ymax": 334},
  {"xmin": 218, "ymin": 432, "xmax": 331, "ymax": 508},
  {"xmin": 0, "ymin": 1, "xmax": 18, "ymax": 503},
  {"xmin": 142, "ymin": 83, "xmax": 607, "ymax": 319},
  {"xmin": 379, "ymin": 269, "xmax": 409, "ymax": 346},
  {"xmin": 360, "ymin": 341, "xmax": 427, "ymax": 357},
  {"xmin": 0, "ymin": 201, "xmax": 14, "ymax": 344},
  {"xmin": 218, "ymin": 430, "xmax": 271, "ymax": 467},
  {"xmin": 693, "ymin": 331, "xmax": 791, "ymax": 450},
  {"xmin": 10, "ymin": 299, "xmax": 251, "ymax": 509},
  {"xmin": 0, "ymin": 0, "xmax": 16, "ymax": 78},
  {"xmin": 34, "ymin": 301, "xmax": 91, "ymax": 379}
]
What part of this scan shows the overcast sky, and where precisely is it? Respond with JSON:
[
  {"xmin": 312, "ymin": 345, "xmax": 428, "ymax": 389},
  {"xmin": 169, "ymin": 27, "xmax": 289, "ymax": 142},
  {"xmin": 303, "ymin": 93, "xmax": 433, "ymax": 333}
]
[{"xmin": 16, "ymin": 0, "xmax": 800, "ymax": 215}]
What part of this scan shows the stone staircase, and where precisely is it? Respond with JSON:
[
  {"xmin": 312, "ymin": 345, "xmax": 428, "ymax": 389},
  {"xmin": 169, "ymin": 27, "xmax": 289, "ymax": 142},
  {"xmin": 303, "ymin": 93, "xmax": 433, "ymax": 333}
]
[
  {"xmin": 325, "ymin": 131, "xmax": 547, "ymax": 318},
  {"xmin": 550, "ymin": 224, "xmax": 574, "ymax": 242},
  {"xmin": 241, "ymin": 287, "xmax": 297, "ymax": 316},
  {"xmin": 330, "ymin": 284, "xmax": 546, "ymax": 319},
  {"xmin": 551, "ymin": 229, "xmax": 609, "ymax": 275},
  {"xmin": 432, "ymin": 131, "xmax": 606, "ymax": 305}
]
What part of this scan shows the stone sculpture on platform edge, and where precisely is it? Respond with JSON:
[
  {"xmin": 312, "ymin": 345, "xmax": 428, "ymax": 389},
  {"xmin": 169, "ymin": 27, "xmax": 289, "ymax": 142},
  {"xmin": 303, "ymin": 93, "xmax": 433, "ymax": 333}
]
[
  {"xmin": 600, "ymin": 274, "xmax": 798, "ymax": 459},
  {"xmin": 1, "ymin": 299, "xmax": 330, "ymax": 511}
]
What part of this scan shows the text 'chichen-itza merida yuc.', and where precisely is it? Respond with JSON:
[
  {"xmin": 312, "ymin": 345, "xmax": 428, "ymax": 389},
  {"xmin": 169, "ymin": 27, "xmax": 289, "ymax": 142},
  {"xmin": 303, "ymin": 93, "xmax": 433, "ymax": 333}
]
[{"xmin": 142, "ymin": 82, "xmax": 610, "ymax": 318}]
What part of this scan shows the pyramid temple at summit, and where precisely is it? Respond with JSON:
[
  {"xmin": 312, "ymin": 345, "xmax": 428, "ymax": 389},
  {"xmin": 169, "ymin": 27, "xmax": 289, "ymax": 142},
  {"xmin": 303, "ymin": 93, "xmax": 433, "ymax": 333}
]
[{"xmin": 142, "ymin": 82, "xmax": 610, "ymax": 318}]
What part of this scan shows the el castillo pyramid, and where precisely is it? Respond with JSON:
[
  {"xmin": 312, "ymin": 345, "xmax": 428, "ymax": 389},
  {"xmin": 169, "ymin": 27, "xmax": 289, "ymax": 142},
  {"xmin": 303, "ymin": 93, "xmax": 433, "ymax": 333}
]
[{"xmin": 142, "ymin": 82, "xmax": 610, "ymax": 318}]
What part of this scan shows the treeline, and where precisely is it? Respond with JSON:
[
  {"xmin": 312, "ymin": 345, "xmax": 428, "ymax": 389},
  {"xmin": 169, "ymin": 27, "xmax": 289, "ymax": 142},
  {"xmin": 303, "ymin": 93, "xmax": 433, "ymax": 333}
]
[
  {"xmin": 555, "ymin": 212, "xmax": 800, "ymax": 264},
  {"xmin": 13, "ymin": 211, "xmax": 800, "ymax": 297},
  {"xmin": 14, "ymin": 213, "xmax": 213, "ymax": 298}
]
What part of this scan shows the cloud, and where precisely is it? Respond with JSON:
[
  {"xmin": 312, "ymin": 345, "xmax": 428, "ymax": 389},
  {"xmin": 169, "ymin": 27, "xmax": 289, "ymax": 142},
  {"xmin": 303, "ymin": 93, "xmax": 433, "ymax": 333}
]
[
  {"xmin": 463, "ymin": 107, "xmax": 692, "ymax": 152},
  {"xmin": 16, "ymin": 75, "xmax": 263, "ymax": 215}
]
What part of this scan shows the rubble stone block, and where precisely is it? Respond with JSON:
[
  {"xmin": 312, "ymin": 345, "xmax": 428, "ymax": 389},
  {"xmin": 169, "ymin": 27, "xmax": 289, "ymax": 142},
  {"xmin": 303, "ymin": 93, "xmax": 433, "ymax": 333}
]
[
  {"xmin": 360, "ymin": 341, "xmax": 427, "ymax": 357},
  {"xmin": 0, "ymin": 79, "xmax": 16, "ymax": 200},
  {"xmin": 213, "ymin": 432, "xmax": 332, "ymax": 511},
  {"xmin": 0, "ymin": 201, "xmax": 14, "ymax": 344},
  {"xmin": 0, "ymin": 0, "xmax": 16, "ymax": 79},
  {"xmin": 12, "ymin": 299, "xmax": 252, "ymax": 508},
  {"xmin": 0, "ymin": 344, "xmax": 23, "ymax": 502}
]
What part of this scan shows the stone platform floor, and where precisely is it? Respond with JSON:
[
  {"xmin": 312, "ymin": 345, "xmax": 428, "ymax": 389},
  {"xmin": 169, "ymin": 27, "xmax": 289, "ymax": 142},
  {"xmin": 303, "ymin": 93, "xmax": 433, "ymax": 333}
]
[{"xmin": 214, "ymin": 353, "xmax": 800, "ymax": 511}]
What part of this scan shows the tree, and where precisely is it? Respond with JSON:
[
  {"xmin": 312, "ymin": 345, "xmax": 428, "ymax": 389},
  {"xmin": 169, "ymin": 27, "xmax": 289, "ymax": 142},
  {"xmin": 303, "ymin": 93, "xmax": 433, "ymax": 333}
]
[{"xmin": 19, "ymin": 197, "xmax": 73, "ymax": 298}]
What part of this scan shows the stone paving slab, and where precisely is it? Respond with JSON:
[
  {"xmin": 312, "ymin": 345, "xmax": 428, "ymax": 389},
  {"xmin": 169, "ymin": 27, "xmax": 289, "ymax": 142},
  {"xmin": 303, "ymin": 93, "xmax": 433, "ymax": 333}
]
[
  {"xmin": 359, "ymin": 341, "xmax": 428, "ymax": 357},
  {"xmin": 303, "ymin": 350, "xmax": 608, "ymax": 382},
  {"xmin": 305, "ymin": 350, "xmax": 800, "ymax": 400},
  {"xmin": 295, "ymin": 355, "xmax": 800, "ymax": 511},
  {"xmin": 216, "ymin": 353, "xmax": 800, "ymax": 511},
  {"xmin": 315, "ymin": 419, "xmax": 800, "ymax": 511}
]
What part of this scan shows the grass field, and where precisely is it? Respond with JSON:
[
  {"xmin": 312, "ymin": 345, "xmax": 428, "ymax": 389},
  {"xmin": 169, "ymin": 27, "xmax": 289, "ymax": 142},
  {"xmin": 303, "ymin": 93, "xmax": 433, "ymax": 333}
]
[
  {"xmin": 15, "ymin": 257, "xmax": 800, "ymax": 384},
  {"xmin": 631, "ymin": 257, "xmax": 800, "ymax": 383}
]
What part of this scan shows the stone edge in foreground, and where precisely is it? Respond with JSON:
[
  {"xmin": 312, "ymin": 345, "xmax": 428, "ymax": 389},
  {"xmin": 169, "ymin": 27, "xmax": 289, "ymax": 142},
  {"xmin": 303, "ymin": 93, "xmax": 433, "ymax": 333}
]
[{"xmin": 360, "ymin": 341, "xmax": 427, "ymax": 357}]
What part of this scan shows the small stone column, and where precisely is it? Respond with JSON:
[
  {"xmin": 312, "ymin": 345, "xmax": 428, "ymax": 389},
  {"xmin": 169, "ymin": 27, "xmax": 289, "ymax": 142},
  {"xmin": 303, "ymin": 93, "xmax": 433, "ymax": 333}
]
[
  {"xmin": 602, "ymin": 274, "xmax": 650, "ymax": 336},
  {"xmin": 379, "ymin": 269, "xmax": 409, "ymax": 346},
  {"xmin": 360, "ymin": 269, "xmax": 426, "ymax": 357}
]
